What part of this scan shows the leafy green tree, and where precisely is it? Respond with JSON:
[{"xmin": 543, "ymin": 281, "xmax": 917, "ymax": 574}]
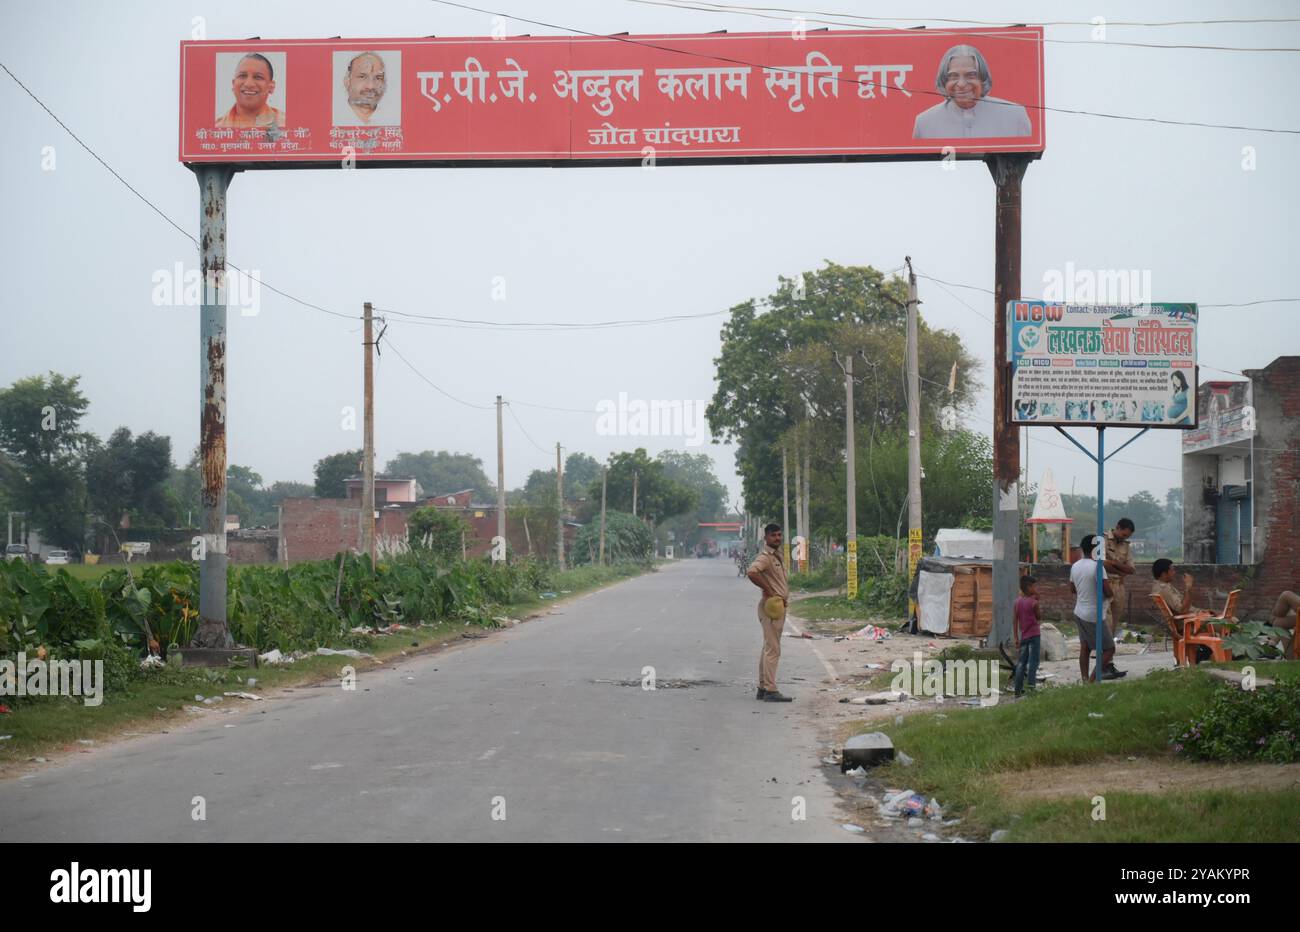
[
  {"xmin": 572, "ymin": 510, "xmax": 652, "ymax": 564},
  {"xmin": 595, "ymin": 449, "xmax": 697, "ymax": 524},
  {"xmin": 407, "ymin": 506, "xmax": 471, "ymax": 561},
  {"xmin": 562, "ymin": 452, "xmax": 601, "ymax": 502},
  {"xmin": 384, "ymin": 450, "xmax": 495, "ymax": 501},
  {"xmin": 314, "ymin": 449, "xmax": 363, "ymax": 498},
  {"xmin": 86, "ymin": 428, "xmax": 175, "ymax": 527},
  {"xmin": 0, "ymin": 372, "xmax": 94, "ymax": 547},
  {"xmin": 655, "ymin": 451, "xmax": 729, "ymax": 551},
  {"xmin": 706, "ymin": 263, "xmax": 978, "ymax": 520}
]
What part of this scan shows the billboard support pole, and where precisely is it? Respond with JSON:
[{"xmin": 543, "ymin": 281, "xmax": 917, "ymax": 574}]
[
  {"xmin": 987, "ymin": 154, "xmax": 1030, "ymax": 651},
  {"xmin": 1050, "ymin": 425, "xmax": 1149, "ymax": 683},
  {"xmin": 193, "ymin": 164, "xmax": 235, "ymax": 648}
]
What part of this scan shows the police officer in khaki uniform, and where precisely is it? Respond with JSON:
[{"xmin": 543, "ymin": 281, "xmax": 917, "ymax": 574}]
[
  {"xmin": 746, "ymin": 523, "xmax": 793, "ymax": 702},
  {"xmin": 1102, "ymin": 518, "xmax": 1136, "ymax": 676}
]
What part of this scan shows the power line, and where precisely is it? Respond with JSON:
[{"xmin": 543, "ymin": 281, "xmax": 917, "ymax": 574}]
[
  {"xmin": 384, "ymin": 336, "xmax": 496, "ymax": 409},
  {"xmin": 0, "ymin": 59, "xmax": 359, "ymax": 323},
  {"xmin": 376, "ymin": 305, "xmax": 726, "ymax": 330},
  {"xmin": 633, "ymin": 3, "xmax": 1300, "ymax": 29},
  {"xmin": 505, "ymin": 402, "xmax": 554, "ymax": 456},
  {"xmin": 628, "ymin": 1, "xmax": 1300, "ymax": 52},
  {"xmin": 426, "ymin": 1, "xmax": 1300, "ymax": 132}
]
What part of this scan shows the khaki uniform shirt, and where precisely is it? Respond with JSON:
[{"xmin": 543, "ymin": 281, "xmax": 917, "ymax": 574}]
[
  {"xmin": 1152, "ymin": 580, "xmax": 1204, "ymax": 616},
  {"xmin": 1104, "ymin": 531, "xmax": 1133, "ymax": 588},
  {"xmin": 747, "ymin": 544, "xmax": 789, "ymax": 603}
]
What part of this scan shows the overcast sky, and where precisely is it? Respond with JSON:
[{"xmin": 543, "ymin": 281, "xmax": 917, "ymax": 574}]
[{"xmin": 2, "ymin": 0, "xmax": 1297, "ymax": 521}]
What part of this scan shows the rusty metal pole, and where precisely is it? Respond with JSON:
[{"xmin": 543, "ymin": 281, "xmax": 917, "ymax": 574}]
[
  {"xmin": 194, "ymin": 165, "xmax": 235, "ymax": 647},
  {"xmin": 986, "ymin": 155, "xmax": 1030, "ymax": 649}
]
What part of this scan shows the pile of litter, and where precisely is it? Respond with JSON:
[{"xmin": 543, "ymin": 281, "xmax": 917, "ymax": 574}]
[{"xmin": 844, "ymin": 624, "xmax": 892, "ymax": 642}]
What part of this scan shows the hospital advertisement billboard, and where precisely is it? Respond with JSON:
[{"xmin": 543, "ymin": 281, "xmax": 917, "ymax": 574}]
[{"xmin": 1008, "ymin": 302, "xmax": 1198, "ymax": 429}]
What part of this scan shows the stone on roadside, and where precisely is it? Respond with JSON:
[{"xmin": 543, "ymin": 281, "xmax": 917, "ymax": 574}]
[
  {"xmin": 1039, "ymin": 623, "xmax": 1069, "ymax": 661},
  {"xmin": 841, "ymin": 732, "xmax": 895, "ymax": 771}
]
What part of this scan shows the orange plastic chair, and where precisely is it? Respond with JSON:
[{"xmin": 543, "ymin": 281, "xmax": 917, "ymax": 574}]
[
  {"xmin": 1151, "ymin": 594, "xmax": 1230, "ymax": 666},
  {"xmin": 1190, "ymin": 588, "xmax": 1241, "ymax": 639}
]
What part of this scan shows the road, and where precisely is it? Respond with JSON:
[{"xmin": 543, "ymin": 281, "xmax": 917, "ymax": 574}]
[{"xmin": 0, "ymin": 559, "xmax": 856, "ymax": 842}]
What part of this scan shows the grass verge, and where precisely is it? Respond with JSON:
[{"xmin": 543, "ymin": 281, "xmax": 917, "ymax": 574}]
[
  {"xmin": 0, "ymin": 561, "xmax": 655, "ymax": 770},
  {"xmin": 853, "ymin": 660, "xmax": 1300, "ymax": 842}
]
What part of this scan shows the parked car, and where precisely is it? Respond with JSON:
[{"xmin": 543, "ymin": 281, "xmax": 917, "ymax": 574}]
[
  {"xmin": 45, "ymin": 549, "xmax": 71, "ymax": 565},
  {"xmin": 5, "ymin": 543, "xmax": 31, "ymax": 563}
]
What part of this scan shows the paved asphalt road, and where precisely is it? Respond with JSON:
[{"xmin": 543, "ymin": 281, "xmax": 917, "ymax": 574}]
[{"xmin": 1, "ymin": 559, "xmax": 854, "ymax": 842}]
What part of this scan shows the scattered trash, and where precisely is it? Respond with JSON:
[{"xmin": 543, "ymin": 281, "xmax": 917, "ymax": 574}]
[
  {"xmin": 880, "ymin": 789, "xmax": 919, "ymax": 816},
  {"xmin": 0, "ymin": 735, "xmax": 11, "ymax": 741},
  {"xmin": 847, "ymin": 624, "xmax": 892, "ymax": 641},
  {"xmin": 77, "ymin": 739, "xmax": 94, "ymax": 745},
  {"xmin": 222, "ymin": 692, "xmax": 262, "ymax": 701},
  {"xmin": 201, "ymin": 696, "xmax": 224, "ymax": 705},
  {"xmin": 942, "ymin": 818, "xmax": 962, "ymax": 827},
  {"xmin": 925, "ymin": 798, "xmax": 944, "ymax": 820},
  {"xmin": 821, "ymin": 754, "xmax": 840, "ymax": 766},
  {"xmin": 840, "ymin": 690, "xmax": 909, "ymax": 705},
  {"xmin": 934, "ymin": 713, "xmax": 948, "ymax": 720},
  {"xmin": 31, "ymin": 756, "xmax": 46, "ymax": 762},
  {"xmin": 246, "ymin": 677, "xmax": 257, "ymax": 687},
  {"xmin": 259, "ymin": 649, "xmax": 291, "ymax": 665},
  {"xmin": 896, "ymin": 750, "xmax": 915, "ymax": 767},
  {"xmin": 183, "ymin": 705, "xmax": 207, "ymax": 714},
  {"xmin": 990, "ymin": 829, "xmax": 1010, "ymax": 843},
  {"xmin": 194, "ymin": 694, "xmax": 204, "ymax": 701},
  {"xmin": 1088, "ymin": 712, "xmax": 1104, "ymax": 719},
  {"xmin": 894, "ymin": 714, "xmax": 904, "ymax": 726},
  {"xmin": 865, "ymin": 662, "xmax": 885, "ymax": 670},
  {"xmin": 540, "ymin": 592, "xmax": 558, "ymax": 599},
  {"xmin": 1127, "ymin": 756, "xmax": 1137, "ymax": 761},
  {"xmin": 841, "ymin": 824, "xmax": 866, "ymax": 834},
  {"xmin": 783, "ymin": 631, "xmax": 816, "ymax": 639},
  {"xmin": 315, "ymin": 647, "xmax": 375, "ymax": 659},
  {"xmin": 139, "ymin": 655, "xmax": 164, "ymax": 670},
  {"xmin": 0, "ymin": 704, "xmax": 9, "ymax": 714},
  {"xmin": 922, "ymin": 833, "xmax": 940, "ymax": 841},
  {"xmin": 844, "ymin": 765, "xmax": 867, "ymax": 777}
]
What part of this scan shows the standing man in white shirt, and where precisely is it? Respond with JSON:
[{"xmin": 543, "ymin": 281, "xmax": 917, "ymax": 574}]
[{"xmin": 1070, "ymin": 534, "xmax": 1125, "ymax": 682}]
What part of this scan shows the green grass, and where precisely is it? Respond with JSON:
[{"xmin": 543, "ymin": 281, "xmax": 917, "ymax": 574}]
[
  {"xmin": 0, "ymin": 561, "xmax": 655, "ymax": 767},
  {"xmin": 857, "ymin": 660, "xmax": 1300, "ymax": 842},
  {"xmin": 1012, "ymin": 790, "xmax": 1300, "ymax": 843},
  {"xmin": 789, "ymin": 594, "xmax": 902, "ymax": 624},
  {"xmin": 55, "ymin": 563, "xmax": 121, "ymax": 581}
]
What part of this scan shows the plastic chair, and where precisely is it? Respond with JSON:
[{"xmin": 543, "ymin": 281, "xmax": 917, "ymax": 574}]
[
  {"xmin": 1151, "ymin": 594, "xmax": 1230, "ymax": 666},
  {"xmin": 1190, "ymin": 588, "xmax": 1241, "ymax": 639}
]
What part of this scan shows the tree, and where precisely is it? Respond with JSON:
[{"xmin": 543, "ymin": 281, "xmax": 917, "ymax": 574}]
[
  {"xmin": 86, "ymin": 428, "xmax": 175, "ymax": 527},
  {"xmin": 407, "ymin": 506, "xmax": 471, "ymax": 561},
  {"xmin": 314, "ymin": 449, "xmax": 363, "ymax": 498},
  {"xmin": 384, "ymin": 450, "xmax": 495, "ymax": 501},
  {"xmin": 596, "ymin": 449, "xmax": 697, "ymax": 524},
  {"xmin": 707, "ymin": 263, "xmax": 978, "ymax": 519},
  {"xmin": 562, "ymin": 452, "xmax": 601, "ymax": 502},
  {"xmin": 655, "ymin": 451, "xmax": 729, "ymax": 551},
  {"xmin": 0, "ymin": 372, "xmax": 94, "ymax": 547},
  {"xmin": 572, "ymin": 511, "xmax": 652, "ymax": 564}
]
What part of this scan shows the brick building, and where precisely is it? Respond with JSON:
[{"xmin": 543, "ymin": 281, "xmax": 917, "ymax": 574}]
[
  {"xmin": 278, "ymin": 488, "xmax": 576, "ymax": 564},
  {"xmin": 1024, "ymin": 356, "xmax": 1298, "ymax": 626}
]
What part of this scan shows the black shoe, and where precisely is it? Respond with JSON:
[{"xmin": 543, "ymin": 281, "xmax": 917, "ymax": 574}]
[
  {"xmin": 1101, "ymin": 668, "xmax": 1126, "ymax": 681},
  {"xmin": 756, "ymin": 688, "xmax": 768, "ymax": 700},
  {"xmin": 1106, "ymin": 664, "xmax": 1127, "ymax": 678},
  {"xmin": 764, "ymin": 691, "xmax": 794, "ymax": 702}
]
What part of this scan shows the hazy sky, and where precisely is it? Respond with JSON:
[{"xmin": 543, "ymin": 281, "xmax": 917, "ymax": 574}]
[{"xmin": 2, "ymin": 1, "xmax": 1297, "ymax": 521}]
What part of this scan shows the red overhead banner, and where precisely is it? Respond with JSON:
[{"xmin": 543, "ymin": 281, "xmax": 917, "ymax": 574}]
[{"xmin": 180, "ymin": 28, "xmax": 1044, "ymax": 165}]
